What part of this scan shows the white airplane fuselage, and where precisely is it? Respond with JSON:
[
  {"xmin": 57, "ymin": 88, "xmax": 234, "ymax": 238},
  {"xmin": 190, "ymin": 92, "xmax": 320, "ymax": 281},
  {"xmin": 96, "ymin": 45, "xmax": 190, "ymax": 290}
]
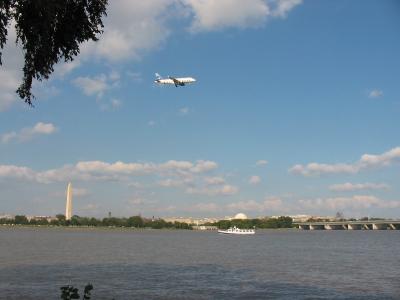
[{"xmin": 154, "ymin": 74, "xmax": 196, "ymax": 87}]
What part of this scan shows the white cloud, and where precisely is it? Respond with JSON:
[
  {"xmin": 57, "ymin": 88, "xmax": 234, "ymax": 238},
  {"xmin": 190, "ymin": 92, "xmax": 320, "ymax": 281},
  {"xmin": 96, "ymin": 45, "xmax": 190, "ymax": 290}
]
[
  {"xmin": 128, "ymin": 197, "xmax": 151, "ymax": 206},
  {"xmin": 184, "ymin": 0, "xmax": 270, "ymax": 32},
  {"xmin": 80, "ymin": 203, "xmax": 100, "ymax": 211},
  {"xmin": 160, "ymin": 160, "xmax": 193, "ymax": 171},
  {"xmin": 156, "ymin": 159, "xmax": 215, "ymax": 175},
  {"xmin": 108, "ymin": 71, "xmax": 121, "ymax": 82},
  {"xmin": 55, "ymin": 59, "xmax": 81, "ymax": 77},
  {"xmin": 73, "ymin": 70, "xmax": 120, "ymax": 101},
  {"xmin": 75, "ymin": 161, "xmax": 155, "ymax": 174},
  {"xmin": 110, "ymin": 98, "xmax": 122, "ymax": 109},
  {"xmin": 289, "ymin": 146, "xmax": 400, "ymax": 176},
  {"xmin": 51, "ymin": 187, "xmax": 89, "ymax": 198},
  {"xmin": 193, "ymin": 202, "xmax": 219, "ymax": 212},
  {"xmin": 263, "ymin": 196, "xmax": 283, "ymax": 209},
  {"xmin": 31, "ymin": 122, "xmax": 57, "ymax": 135},
  {"xmin": 220, "ymin": 184, "xmax": 239, "ymax": 195},
  {"xmin": 0, "ymin": 159, "xmax": 220, "ymax": 184},
  {"xmin": 157, "ymin": 168, "xmax": 239, "ymax": 197},
  {"xmin": 126, "ymin": 71, "xmax": 142, "ymax": 82},
  {"xmin": 72, "ymin": 188, "xmax": 90, "ymax": 197},
  {"xmin": 158, "ymin": 178, "xmax": 189, "ymax": 188},
  {"xmin": 359, "ymin": 148, "xmax": 400, "ymax": 166},
  {"xmin": 289, "ymin": 163, "xmax": 358, "ymax": 176},
  {"xmin": 227, "ymin": 196, "xmax": 283, "ymax": 212},
  {"xmin": 179, "ymin": 107, "xmax": 190, "ymax": 115},
  {"xmin": 0, "ymin": 165, "xmax": 36, "ymax": 181},
  {"xmin": 368, "ymin": 89, "xmax": 383, "ymax": 98},
  {"xmin": 81, "ymin": 0, "xmax": 175, "ymax": 62},
  {"xmin": 128, "ymin": 181, "xmax": 145, "ymax": 188},
  {"xmin": 256, "ymin": 160, "xmax": 268, "ymax": 166},
  {"xmin": 72, "ymin": 74, "xmax": 109, "ymax": 98},
  {"xmin": 1, "ymin": 122, "xmax": 58, "ymax": 144},
  {"xmin": 186, "ymin": 184, "xmax": 239, "ymax": 196},
  {"xmin": 78, "ymin": 0, "xmax": 302, "ymax": 61},
  {"xmin": 0, "ymin": 25, "xmax": 23, "ymax": 111},
  {"xmin": 159, "ymin": 173, "xmax": 239, "ymax": 197},
  {"xmin": 299, "ymin": 195, "xmax": 400, "ymax": 210},
  {"xmin": 190, "ymin": 160, "xmax": 218, "ymax": 173},
  {"xmin": 249, "ymin": 175, "xmax": 261, "ymax": 185},
  {"xmin": 99, "ymin": 98, "xmax": 122, "ymax": 111},
  {"xmin": 272, "ymin": 0, "xmax": 303, "ymax": 17},
  {"xmin": 329, "ymin": 182, "xmax": 390, "ymax": 192},
  {"xmin": 204, "ymin": 176, "xmax": 225, "ymax": 185},
  {"xmin": 0, "ymin": 69, "xmax": 20, "ymax": 111},
  {"xmin": 182, "ymin": 0, "xmax": 302, "ymax": 32},
  {"xmin": 227, "ymin": 200, "xmax": 262, "ymax": 212}
]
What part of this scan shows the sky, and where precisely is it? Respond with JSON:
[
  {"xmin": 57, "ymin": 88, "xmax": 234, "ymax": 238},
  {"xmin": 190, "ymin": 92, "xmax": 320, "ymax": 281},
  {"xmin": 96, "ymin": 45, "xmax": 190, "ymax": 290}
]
[{"xmin": 1, "ymin": 0, "xmax": 400, "ymax": 219}]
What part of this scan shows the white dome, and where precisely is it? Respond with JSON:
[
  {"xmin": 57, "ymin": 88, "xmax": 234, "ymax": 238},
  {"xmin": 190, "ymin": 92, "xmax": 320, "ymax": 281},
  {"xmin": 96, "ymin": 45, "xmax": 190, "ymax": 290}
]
[{"xmin": 234, "ymin": 213, "xmax": 248, "ymax": 220}]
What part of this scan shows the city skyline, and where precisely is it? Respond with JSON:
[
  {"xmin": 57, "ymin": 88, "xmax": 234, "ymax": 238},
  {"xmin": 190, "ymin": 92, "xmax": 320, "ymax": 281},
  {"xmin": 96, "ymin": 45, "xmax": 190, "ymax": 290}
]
[{"xmin": 1, "ymin": 0, "xmax": 400, "ymax": 219}]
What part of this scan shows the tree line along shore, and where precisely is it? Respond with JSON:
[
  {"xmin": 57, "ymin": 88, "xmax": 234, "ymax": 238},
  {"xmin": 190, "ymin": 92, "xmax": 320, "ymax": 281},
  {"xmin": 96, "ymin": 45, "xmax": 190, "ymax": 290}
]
[{"xmin": 0, "ymin": 215, "xmax": 294, "ymax": 229}]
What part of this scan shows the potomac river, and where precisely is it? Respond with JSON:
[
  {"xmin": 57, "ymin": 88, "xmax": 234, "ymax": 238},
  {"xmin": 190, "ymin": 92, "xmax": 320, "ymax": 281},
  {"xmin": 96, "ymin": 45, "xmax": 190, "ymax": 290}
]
[{"xmin": 0, "ymin": 226, "xmax": 399, "ymax": 299}]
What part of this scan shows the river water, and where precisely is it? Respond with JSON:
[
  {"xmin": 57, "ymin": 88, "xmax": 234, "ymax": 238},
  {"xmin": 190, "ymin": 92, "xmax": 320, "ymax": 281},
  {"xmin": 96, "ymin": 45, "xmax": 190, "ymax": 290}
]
[{"xmin": 0, "ymin": 227, "xmax": 399, "ymax": 299}]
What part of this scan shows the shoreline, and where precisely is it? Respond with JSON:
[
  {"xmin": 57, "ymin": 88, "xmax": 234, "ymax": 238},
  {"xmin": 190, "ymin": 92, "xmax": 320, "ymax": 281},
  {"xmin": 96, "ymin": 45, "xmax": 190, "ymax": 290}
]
[{"xmin": 0, "ymin": 224, "xmax": 297, "ymax": 231}]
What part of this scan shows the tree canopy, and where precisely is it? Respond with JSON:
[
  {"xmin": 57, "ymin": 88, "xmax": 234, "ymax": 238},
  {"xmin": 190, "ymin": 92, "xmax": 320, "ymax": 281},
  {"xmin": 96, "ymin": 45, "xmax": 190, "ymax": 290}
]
[{"xmin": 0, "ymin": 0, "xmax": 108, "ymax": 105}]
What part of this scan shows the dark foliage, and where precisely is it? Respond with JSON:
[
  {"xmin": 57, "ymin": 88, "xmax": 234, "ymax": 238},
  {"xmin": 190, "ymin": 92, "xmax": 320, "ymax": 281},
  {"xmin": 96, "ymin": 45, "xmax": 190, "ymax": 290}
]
[
  {"xmin": 0, "ymin": 0, "xmax": 108, "ymax": 105},
  {"xmin": 60, "ymin": 283, "xmax": 93, "ymax": 300},
  {"xmin": 209, "ymin": 216, "xmax": 294, "ymax": 229},
  {"xmin": 0, "ymin": 214, "xmax": 193, "ymax": 230},
  {"xmin": 60, "ymin": 285, "xmax": 80, "ymax": 299}
]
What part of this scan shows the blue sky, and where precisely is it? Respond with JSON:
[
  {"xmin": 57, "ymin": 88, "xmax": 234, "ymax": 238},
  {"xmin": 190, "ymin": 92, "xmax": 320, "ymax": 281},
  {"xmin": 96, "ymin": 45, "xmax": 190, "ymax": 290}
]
[{"xmin": 1, "ymin": 0, "xmax": 399, "ymax": 219}]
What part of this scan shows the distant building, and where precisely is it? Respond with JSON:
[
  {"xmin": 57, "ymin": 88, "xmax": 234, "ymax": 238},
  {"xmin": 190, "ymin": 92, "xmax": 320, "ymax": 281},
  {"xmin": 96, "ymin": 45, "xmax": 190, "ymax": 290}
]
[
  {"xmin": 281, "ymin": 215, "xmax": 313, "ymax": 222},
  {"xmin": 282, "ymin": 215, "xmax": 335, "ymax": 222},
  {"xmin": 65, "ymin": 182, "xmax": 72, "ymax": 220},
  {"xmin": 163, "ymin": 217, "xmax": 219, "ymax": 225},
  {"xmin": 224, "ymin": 213, "xmax": 249, "ymax": 220},
  {"xmin": 233, "ymin": 213, "xmax": 248, "ymax": 220},
  {"xmin": 192, "ymin": 225, "xmax": 218, "ymax": 231},
  {"xmin": 0, "ymin": 214, "xmax": 14, "ymax": 220},
  {"xmin": 27, "ymin": 215, "xmax": 57, "ymax": 222}
]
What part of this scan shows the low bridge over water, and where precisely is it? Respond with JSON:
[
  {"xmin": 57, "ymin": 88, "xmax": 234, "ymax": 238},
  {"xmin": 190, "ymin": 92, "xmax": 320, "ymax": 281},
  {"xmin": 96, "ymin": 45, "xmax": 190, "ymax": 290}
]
[{"xmin": 294, "ymin": 220, "xmax": 400, "ymax": 230}]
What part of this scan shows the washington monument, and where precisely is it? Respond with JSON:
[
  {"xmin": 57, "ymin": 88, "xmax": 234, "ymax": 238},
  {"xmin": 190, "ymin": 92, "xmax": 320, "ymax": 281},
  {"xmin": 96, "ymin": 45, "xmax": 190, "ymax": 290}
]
[{"xmin": 65, "ymin": 182, "xmax": 72, "ymax": 220}]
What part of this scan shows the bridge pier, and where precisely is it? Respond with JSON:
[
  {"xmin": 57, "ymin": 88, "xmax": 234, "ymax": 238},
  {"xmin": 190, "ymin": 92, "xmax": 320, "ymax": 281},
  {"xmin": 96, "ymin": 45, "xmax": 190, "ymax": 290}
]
[
  {"xmin": 363, "ymin": 224, "xmax": 372, "ymax": 230},
  {"xmin": 298, "ymin": 224, "xmax": 309, "ymax": 230},
  {"xmin": 348, "ymin": 224, "xmax": 362, "ymax": 230},
  {"xmin": 390, "ymin": 223, "xmax": 400, "ymax": 230},
  {"xmin": 372, "ymin": 223, "xmax": 387, "ymax": 230},
  {"xmin": 310, "ymin": 224, "xmax": 325, "ymax": 230},
  {"xmin": 294, "ymin": 221, "xmax": 400, "ymax": 230},
  {"xmin": 325, "ymin": 224, "xmax": 345, "ymax": 230}
]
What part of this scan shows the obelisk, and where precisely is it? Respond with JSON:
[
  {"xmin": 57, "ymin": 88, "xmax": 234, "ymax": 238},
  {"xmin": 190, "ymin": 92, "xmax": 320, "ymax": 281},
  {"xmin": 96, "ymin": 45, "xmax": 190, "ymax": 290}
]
[{"xmin": 65, "ymin": 182, "xmax": 72, "ymax": 220}]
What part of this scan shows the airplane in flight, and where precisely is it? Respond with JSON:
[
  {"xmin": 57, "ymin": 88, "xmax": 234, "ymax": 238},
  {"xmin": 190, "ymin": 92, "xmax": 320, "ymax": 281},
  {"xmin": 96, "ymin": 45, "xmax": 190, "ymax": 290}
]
[{"xmin": 154, "ymin": 73, "xmax": 196, "ymax": 87}]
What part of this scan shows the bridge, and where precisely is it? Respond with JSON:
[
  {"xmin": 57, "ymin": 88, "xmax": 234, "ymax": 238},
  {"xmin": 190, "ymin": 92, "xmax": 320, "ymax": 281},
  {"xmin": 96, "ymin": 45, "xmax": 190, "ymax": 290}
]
[{"xmin": 294, "ymin": 220, "xmax": 400, "ymax": 230}]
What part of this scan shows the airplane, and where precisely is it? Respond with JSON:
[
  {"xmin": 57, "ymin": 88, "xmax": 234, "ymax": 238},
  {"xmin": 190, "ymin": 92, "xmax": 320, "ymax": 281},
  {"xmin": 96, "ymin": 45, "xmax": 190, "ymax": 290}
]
[{"xmin": 154, "ymin": 73, "xmax": 196, "ymax": 87}]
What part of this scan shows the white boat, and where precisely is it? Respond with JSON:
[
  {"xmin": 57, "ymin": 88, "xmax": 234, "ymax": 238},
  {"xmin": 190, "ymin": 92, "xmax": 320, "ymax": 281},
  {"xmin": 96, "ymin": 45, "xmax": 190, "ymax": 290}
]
[{"xmin": 218, "ymin": 226, "xmax": 255, "ymax": 235}]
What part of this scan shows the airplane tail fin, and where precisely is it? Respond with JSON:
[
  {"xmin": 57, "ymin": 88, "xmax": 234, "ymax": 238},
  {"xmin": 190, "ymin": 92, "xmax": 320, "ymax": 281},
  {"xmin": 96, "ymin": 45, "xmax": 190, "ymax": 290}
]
[{"xmin": 155, "ymin": 73, "xmax": 162, "ymax": 80}]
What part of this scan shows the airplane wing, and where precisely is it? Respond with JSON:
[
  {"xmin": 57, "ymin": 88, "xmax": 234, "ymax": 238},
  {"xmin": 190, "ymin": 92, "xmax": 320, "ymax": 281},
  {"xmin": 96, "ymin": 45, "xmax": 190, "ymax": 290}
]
[{"xmin": 169, "ymin": 76, "xmax": 183, "ymax": 87}]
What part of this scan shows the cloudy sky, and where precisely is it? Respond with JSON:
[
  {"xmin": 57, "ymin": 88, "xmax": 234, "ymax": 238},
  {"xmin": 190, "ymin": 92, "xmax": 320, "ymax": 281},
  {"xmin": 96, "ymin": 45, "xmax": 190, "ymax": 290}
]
[{"xmin": 1, "ymin": 0, "xmax": 400, "ymax": 219}]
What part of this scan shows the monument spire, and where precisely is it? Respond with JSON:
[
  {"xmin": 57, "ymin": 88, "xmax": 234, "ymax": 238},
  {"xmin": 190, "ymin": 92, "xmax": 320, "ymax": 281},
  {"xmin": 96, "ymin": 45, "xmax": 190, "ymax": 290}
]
[{"xmin": 66, "ymin": 182, "xmax": 72, "ymax": 220}]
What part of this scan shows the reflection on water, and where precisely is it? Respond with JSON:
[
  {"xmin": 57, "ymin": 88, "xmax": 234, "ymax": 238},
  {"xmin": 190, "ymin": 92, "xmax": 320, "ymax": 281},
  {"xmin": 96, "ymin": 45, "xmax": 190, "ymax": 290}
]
[{"xmin": 0, "ymin": 227, "xmax": 399, "ymax": 299}]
